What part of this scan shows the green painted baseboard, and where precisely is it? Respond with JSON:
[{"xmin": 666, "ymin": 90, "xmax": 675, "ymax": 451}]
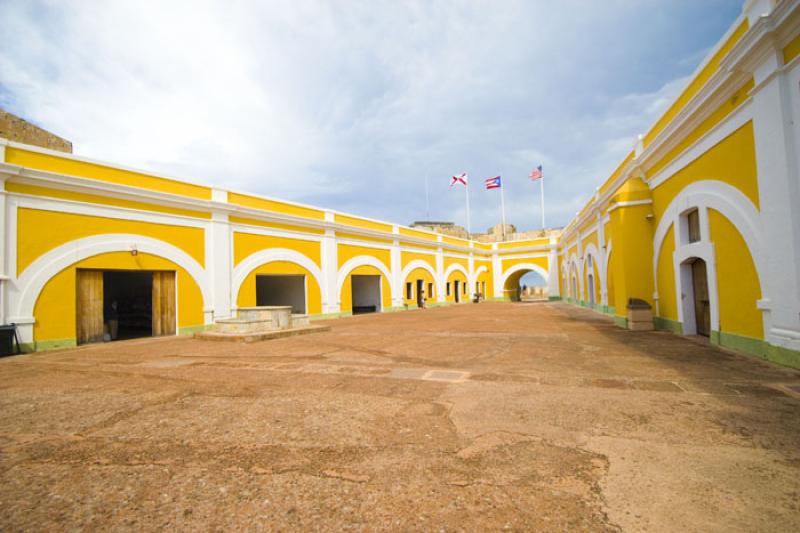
[
  {"xmin": 654, "ymin": 317, "xmax": 683, "ymax": 334},
  {"xmin": 613, "ymin": 316, "xmax": 628, "ymax": 328},
  {"xmin": 178, "ymin": 324, "xmax": 212, "ymax": 335},
  {"xmin": 548, "ymin": 296, "xmax": 562, "ymax": 301},
  {"xmin": 27, "ymin": 338, "xmax": 77, "ymax": 352},
  {"xmin": 707, "ymin": 330, "xmax": 800, "ymax": 370}
]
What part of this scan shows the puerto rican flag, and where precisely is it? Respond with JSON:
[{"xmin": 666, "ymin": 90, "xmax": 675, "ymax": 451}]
[
  {"xmin": 529, "ymin": 165, "xmax": 543, "ymax": 181},
  {"xmin": 450, "ymin": 173, "xmax": 468, "ymax": 187},
  {"xmin": 484, "ymin": 176, "xmax": 502, "ymax": 189}
]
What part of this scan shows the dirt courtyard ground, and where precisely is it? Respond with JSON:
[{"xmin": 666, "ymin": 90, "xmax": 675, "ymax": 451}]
[{"xmin": 1, "ymin": 302, "xmax": 799, "ymax": 531}]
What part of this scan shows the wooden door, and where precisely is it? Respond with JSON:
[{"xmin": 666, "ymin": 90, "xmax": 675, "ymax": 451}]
[
  {"xmin": 691, "ymin": 259, "xmax": 710, "ymax": 336},
  {"xmin": 152, "ymin": 271, "xmax": 176, "ymax": 336},
  {"xmin": 76, "ymin": 269, "xmax": 104, "ymax": 345}
]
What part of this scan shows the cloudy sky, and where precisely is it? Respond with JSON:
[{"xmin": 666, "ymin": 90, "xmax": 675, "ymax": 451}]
[{"xmin": 0, "ymin": 0, "xmax": 741, "ymax": 232}]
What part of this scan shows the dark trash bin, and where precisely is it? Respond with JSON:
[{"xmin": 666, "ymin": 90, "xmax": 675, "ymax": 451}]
[{"xmin": 0, "ymin": 324, "xmax": 19, "ymax": 356}]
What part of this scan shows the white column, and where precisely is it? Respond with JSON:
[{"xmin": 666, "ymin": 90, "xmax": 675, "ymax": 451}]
[
  {"xmin": 576, "ymin": 231, "xmax": 584, "ymax": 302},
  {"xmin": 436, "ymin": 243, "xmax": 445, "ymax": 303},
  {"xmin": 749, "ymin": 40, "xmax": 800, "ymax": 351},
  {"xmin": 547, "ymin": 237, "xmax": 560, "ymax": 298},
  {"xmin": 491, "ymin": 243, "xmax": 502, "ymax": 299},
  {"xmin": 597, "ymin": 215, "xmax": 608, "ymax": 305},
  {"xmin": 390, "ymin": 232, "xmax": 403, "ymax": 309},
  {"xmin": 207, "ymin": 189, "xmax": 232, "ymax": 322},
  {"xmin": 0, "ymin": 174, "xmax": 7, "ymax": 325},
  {"xmin": 321, "ymin": 211, "xmax": 340, "ymax": 314},
  {"xmin": 467, "ymin": 251, "xmax": 475, "ymax": 295}
]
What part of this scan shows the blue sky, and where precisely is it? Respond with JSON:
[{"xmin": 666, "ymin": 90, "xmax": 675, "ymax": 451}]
[{"xmin": 0, "ymin": 0, "xmax": 741, "ymax": 234}]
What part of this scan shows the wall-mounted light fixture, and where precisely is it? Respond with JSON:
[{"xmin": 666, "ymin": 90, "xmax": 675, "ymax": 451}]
[{"xmin": 130, "ymin": 244, "xmax": 138, "ymax": 256}]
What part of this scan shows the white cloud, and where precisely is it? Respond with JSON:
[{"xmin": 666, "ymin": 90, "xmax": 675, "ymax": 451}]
[{"xmin": 0, "ymin": 0, "xmax": 740, "ymax": 230}]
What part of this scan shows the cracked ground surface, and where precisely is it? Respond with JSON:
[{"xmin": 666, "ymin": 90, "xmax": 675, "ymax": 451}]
[{"xmin": 1, "ymin": 302, "xmax": 800, "ymax": 531}]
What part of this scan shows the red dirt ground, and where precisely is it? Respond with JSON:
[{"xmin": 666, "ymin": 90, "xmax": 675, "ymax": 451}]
[{"xmin": 1, "ymin": 302, "xmax": 799, "ymax": 531}]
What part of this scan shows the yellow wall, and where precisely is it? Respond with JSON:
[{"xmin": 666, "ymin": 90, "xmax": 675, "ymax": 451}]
[
  {"xmin": 403, "ymin": 267, "xmax": 435, "ymax": 305},
  {"xmin": 230, "ymin": 216, "xmax": 324, "ymax": 235},
  {"xmin": 233, "ymin": 232, "xmax": 320, "ymax": 267},
  {"xmin": 400, "ymin": 251, "xmax": 436, "ymax": 270},
  {"xmin": 709, "ymin": 209, "xmax": 763, "ymax": 339},
  {"xmin": 334, "ymin": 214, "xmax": 393, "ymax": 233},
  {"xmin": 17, "ymin": 208, "xmax": 205, "ymax": 276},
  {"xmin": 652, "ymin": 122, "xmax": 759, "ymax": 220},
  {"xmin": 606, "ymin": 251, "xmax": 616, "ymax": 309},
  {"xmin": 783, "ymin": 32, "xmax": 800, "ymax": 64},
  {"xmin": 445, "ymin": 269, "xmax": 468, "ymax": 302},
  {"xmin": 33, "ymin": 251, "xmax": 204, "ymax": 344},
  {"xmin": 656, "ymin": 225, "xmax": 678, "ymax": 321},
  {"xmin": 5, "ymin": 147, "xmax": 212, "ymax": 200},
  {"xmin": 7, "ymin": 182, "xmax": 211, "ymax": 219},
  {"xmin": 228, "ymin": 192, "xmax": 324, "ymax": 220},
  {"xmin": 236, "ymin": 260, "xmax": 322, "ymax": 315},
  {"xmin": 337, "ymin": 244, "xmax": 390, "ymax": 270}
]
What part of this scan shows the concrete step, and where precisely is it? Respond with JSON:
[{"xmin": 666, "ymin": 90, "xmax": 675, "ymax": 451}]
[
  {"xmin": 195, "ymin": 324, "xmax": 331, "ymax": 343},
  {"xmin": 213, "ymin": 318, "xmax": 275, "ymax": 334}
]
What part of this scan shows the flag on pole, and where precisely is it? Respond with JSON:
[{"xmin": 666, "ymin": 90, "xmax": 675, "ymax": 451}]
[
  {"xmin": 484, "ymin": 176, "xmax": 502, "ymax": 189},
  {"xmin": 529, "ymin": 165, "xmax": 543, "ymax": 181},
  {"xmin": 450, "ymin": 173, "xmax": 467, "ymax": 187}
]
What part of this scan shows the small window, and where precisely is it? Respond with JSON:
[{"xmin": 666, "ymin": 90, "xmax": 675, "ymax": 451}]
[
  {"xmin": 475, "ymin": 281, "xmax": 480, "ymax": 293},
  {"xmin": 687, "ymin": 209, "xmax": 701, "ymax": 243},
  {"xmin": 405, "ymin": 282, "xmax": 412, "ymax": 300},
  {"xmin": 428, "ymin": 282, "xmax": 433, "ymax": 297},
  {"xmin": 446, "ymin": 282, "xmax": 451, "ymax": 296},
  {"xmin": 463, "ymin": 282, "xmax": 467, "ymax": 294}
]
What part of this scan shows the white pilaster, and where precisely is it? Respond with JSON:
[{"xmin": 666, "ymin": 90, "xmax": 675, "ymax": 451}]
[
  {"xmin": 207, "ymin": 188, "xmax": 232, "ymax": 322},
  {"xmin": 436, "ymin": 246, "xmax": 445, "ymax": 302},
  {"xmin": 547, "ymin": 236, "xmax": 560, "ymax": 298},
  {"xmin": 491, "ymin": 243, "xmax": 502, "ymax": 298},
  {"xmin": 750, "ymin": 48, "xmax": 800, "ymax": 350},
  {"xmin": 390, "ymin": 238, "xmax": 402, "ymax": 308},
  {"xmin": 597, "ymin": 214, "xmax": 607, "ymax": 305}
]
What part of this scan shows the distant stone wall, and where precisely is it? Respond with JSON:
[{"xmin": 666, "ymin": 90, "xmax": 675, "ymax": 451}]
[{"xmin": 0, "ymin": 109, "xmax": 72, "ymax": 153}]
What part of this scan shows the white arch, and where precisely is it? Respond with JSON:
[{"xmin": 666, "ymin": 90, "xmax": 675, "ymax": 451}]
[
  {"xmin": 11, "ymin": 234, "xmax": 211, "ymax": 342},
  {"xmin": 500, "ymin": 262, "xmax": 549, "ymax": 290},
  {"xmin": 401, "ymin": 259, "xmax": 439, "ymax": 285},
  {"xmin": 443, "ymin": 262, "xmax": 469, "ymax": 281},
  {"xmin": 232, "ymin": 248, "xmax": 323, "ymax": 305},
  {"xmin": 470, "ymin": 265, "xmax": 489, "ymax": 290},
  {"xmin": 567, "ymin": 252, "xmax": 582, "ymax": 301},
  {"xmin": 336, "ymin": 255, "xmax": 394, "ymax": 301},
  {"xmin": 653, "ymin": 180, "xmax": 764, "ymax": 288},
  {"xmin": 652, "ymin": 180, "xmax": 764, "ymax": 336}
]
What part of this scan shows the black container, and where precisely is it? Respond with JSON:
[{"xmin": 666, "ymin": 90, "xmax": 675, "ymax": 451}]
[{"xmin": 0, "ymin": 324, "xmax": 18, "ymax": 356}]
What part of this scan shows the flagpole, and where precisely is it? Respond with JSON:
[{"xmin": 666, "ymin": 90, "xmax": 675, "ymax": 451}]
[
  {"xmin": 540, "ymin": 173, "xmax": 546, "ymax": 230},
  {"xmin": 465, "ymin": 179, "xmax": 471, "ymax": 236},
  {"xmin": 500, "ymin": 179, "xmax": 507, "ymax": 240}
]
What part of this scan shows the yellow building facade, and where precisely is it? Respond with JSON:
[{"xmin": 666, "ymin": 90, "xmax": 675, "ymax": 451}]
[
  {"xmin": 1, "ymin": 0, "xmax": 798, "ymax": 369},
  {"xmin": 557, "ymin": 0, "xmax": 800, "ymax": 368}
]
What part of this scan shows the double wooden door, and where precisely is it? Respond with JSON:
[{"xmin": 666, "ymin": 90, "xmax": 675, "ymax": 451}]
[{"xmin": 76, "ymin": 269, "xmax": 176, "ymax": 345}]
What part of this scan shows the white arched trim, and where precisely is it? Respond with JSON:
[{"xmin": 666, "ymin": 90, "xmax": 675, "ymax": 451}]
[
  {"xmin": 443, "ymin": 262, "xmax": 469, "ymax": 281},
  {"xmin": 232, "ymin": 248, "xmax": 323, "ymax": 306},
  {"xmin": 401, "ymin": 260, "xmax": 439, "ymax": 284},
  {"xmin": 567, "ymin": 252, "xmax": 583, "ymax": 300},
  {"xmin": 583, "ymin": 243, "xmax": 599, "ymax": 277},
  {"xmin": 500, "ymin": 262, "xmax": 549, "ymax": 290},
  {"xmin": 470, "ymin": 265, "xmax": 489, "ymax": 289},
  {"xmin": 602, "ymin": 240, "xmax": 613, "ymax": 305},
  {"xmin": 12, "ymin": 234, "xmax": 211, "ymax": 342},
  {"xmin": 651, "ymin": 180, "xmax": 764, "ymax": 336},
  {"xmin": 336, "ymin": 255, "xmax": 394, "ymax": 301}
]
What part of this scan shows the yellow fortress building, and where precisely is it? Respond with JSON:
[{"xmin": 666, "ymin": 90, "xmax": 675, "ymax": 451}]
[{"xmin": 1, "ymin": 0, "xmax": 799, "ymax": 368}]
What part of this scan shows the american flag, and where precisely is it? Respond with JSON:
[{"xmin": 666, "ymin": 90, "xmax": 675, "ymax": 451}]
[
  {"xmin": 484, "ymin": 176, "xmax": 502, "ymax": 189},
  {"xmin": 529, "ymin": 165, "xmax": 543, "ymax": 181},
  {"xmin": 450, "ymin": 173, "xmax": 467, "ymax": 187}
]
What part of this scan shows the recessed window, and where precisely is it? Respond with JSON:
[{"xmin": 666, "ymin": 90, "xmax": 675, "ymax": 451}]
[
  {"xmin": 687, "ymin": 209, "xmax": 701, "ymax": 243},
  {"xmin": 428, "ymin": 282, "xmax": 433, "ymax": 297},
  {"xmin": 405, "ymin": 282, "xmax": 412, "ymax": 300},
  {"xmin": 446, "ymin": 282, "xmax": 451, "ymax": 296}
]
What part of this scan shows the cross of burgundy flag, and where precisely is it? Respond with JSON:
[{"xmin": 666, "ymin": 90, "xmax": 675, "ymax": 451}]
[
  {"xmin": 450, "ymin": 173, "xmax": 468, "ymax": 187},
  {"xmin": 529, "ymin": 165, "xmax": 543, "ymax": 181}
]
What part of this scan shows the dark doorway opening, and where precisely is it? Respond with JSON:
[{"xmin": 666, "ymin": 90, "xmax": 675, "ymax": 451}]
[
  {"xmin": 256, "ymin": 275, "xmax": 306, "ymax": 314},
  {"xmin": 691, "ymin": 259, "xmax": 710, "ymax": 336},
  {"xmin": 454, "ymin": 280, "xmax": 461, "ymax": 303},
  {"xmin": 416, "ymin": 279, "xmax": 424, "ymax": 308},
  {"xmin": 352, "ymin": 275, "xmax": 381, "ymax": 314},
  {"xmin": 103, "ymin": 271, "xmax": 153, "ymax": 341}
]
